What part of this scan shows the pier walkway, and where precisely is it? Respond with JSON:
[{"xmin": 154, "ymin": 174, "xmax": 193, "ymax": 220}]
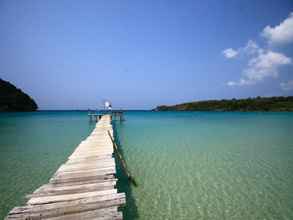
[{"xmin": 6, "ymin": 115, "xmax": 125, "ymax": 220}]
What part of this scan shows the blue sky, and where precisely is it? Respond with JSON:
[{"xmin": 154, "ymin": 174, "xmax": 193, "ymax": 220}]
[{"xmin": 0, "ymin": 0, "xmax": 293, "ymax": 109}]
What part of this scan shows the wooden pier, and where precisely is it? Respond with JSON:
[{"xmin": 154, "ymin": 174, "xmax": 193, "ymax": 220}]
[{"xmin": 6, "ymin": 115, "xmax": 125, "ymax": 220}]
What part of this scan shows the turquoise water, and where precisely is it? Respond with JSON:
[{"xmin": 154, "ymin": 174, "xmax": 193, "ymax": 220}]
[
  {"xmin": 0, "ymin": 111, "xmax": 95, "ymax": 219},
  {"xmin": 116, "ymin": 112, "xmax": 293, "ymax": 220},
  {"xmin": 1, "ymin": 111, "xmax": 293, "ymax": 219}
]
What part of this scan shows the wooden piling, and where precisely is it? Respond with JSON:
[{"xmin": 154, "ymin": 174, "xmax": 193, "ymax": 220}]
[{"xmin": 107, "ymin": 131, "xmax": 137, "ymax": 187}]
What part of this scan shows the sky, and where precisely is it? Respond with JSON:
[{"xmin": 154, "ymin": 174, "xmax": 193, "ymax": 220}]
[{"xmin": 0, "ymin": 0, "xmax": 293, "ymax": 110}]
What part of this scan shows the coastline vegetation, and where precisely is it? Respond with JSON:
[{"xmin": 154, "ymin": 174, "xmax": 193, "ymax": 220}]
[
  {"xmin": 154, "ymin": 96, "xmax": 293, "ymax": 112},
  {"xmin": 0, "ymin": 78, "xmax": 38, "ymax": 112}
]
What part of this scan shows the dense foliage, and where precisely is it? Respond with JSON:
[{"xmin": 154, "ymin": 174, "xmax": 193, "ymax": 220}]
[
  {"xmin": 155, "ymin": 96, "xmax": 293, "ymax": 112},
  {"xmin": 0, "ymin": 78, "xmax": 38, "ymax": 111}
]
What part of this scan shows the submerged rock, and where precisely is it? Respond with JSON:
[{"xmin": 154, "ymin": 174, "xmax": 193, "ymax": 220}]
[{"xmin": 0, "ymin": 78, "xmax": 38, "ymax": 112}]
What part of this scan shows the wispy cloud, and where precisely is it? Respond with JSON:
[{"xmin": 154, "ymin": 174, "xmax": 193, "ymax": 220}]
[
  {"xmin": 223, "ymin": 12, "xmax": 293, "ymax": 88},
  {"xmin": 222, "ymin": 48, "xmax": 238, "ymax": 58},
  {"xmin": 262, "ymin": 12, "xmax": 293, "ymax": 45},
  {"xmin": 280, "ymin": 80, "xmax": 293, "ymax": 91}
]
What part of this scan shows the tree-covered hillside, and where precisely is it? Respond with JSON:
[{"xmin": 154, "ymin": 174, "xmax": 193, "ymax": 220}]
[
  {"xmin": 0, "ymin": 79, "xmax": 38, "ymax": 112},
  {"xmin": 154, "ymin": 97, "xmax": 293, "ymax": 112}
]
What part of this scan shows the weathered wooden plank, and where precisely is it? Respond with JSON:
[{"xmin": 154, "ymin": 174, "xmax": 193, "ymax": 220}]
[
  {"xmin": 69, "ymin": 151, "xmax": 114, "ymax": 158},
  {"xmin": 57, "ymin": 163, "xmax": 115, "ymax": 172},
  {"xmin": 28, "ymin": 189, "xmax": 117, "ymax": 205},
  {"xmin": 8, "ymin": 194, "xmax": 125, "ymax": 219},
  {"xmin": 68, "ymin": 152, "xmax": 113, "ymax": 160},
  {"xmin": 10, "ymin": 193, "xmax": 125, "ymax": 215},
  {"xmin": 34, "ymin": 180, "xmax": 116, "ymax": 193},
  {"xmin": 28, "ymin": 181, "xmax": 117, "ymax": 198},
  {"xmin": 71, "ymin": 146, "xmax": 114, "ymax": 152},
  {"xmin": 7, "ymin": 208, "xmax": 121, "ymax": 220},
  {"xmin": 64, "ymin": 157, "xmax": 115, "ymax": 165},
  {"xmin": 49, "ymin": 178, "xmax": 118, "ymax": 187},
  {"xmin": 57, "ymin": 163, "xmax": 115, "ymax": 173},
  {"xmin": 66, "ymin": 155, "xmax": 113, "ymax": 163},
  {"xmin": 59, "ymin": 159, "xmax": 115, "ymax": 168},
  {"xmin": 50, "ymin": 174, "xmax": 116, "ymax": 185},
  {"xmin": 46, "ymin": 208, "xmax": 123, "ymax": 220},
  {"xmin": 53, "ymin": 168, "xmax": 116, "ymax": 180},
  {"xmin": 52, "ymin": 168, "xmax": 115, "ymax": 179}
]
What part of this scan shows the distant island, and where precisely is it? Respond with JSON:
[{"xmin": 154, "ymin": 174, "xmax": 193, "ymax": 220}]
[
  {"xmin": 154, "ymin": 96, "xmax": 293, "ymax": 112},
  {"xmin": 0, "ymin": 78, "xmax": 38, "ymax": 112}
]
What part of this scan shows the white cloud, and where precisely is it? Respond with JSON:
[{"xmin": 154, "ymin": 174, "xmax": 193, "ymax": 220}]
[
  {"xmin": 244, "ymin": 40, "xmax": 263, "ymax": 55},
  {"xmin": 245, "ymin": 50, "xmax": 291, "ymax": 79},
  {"xmin": 222, "ymin": 48, "xmax": 238, "ymax": 58},
  {"xmin": 262, "ymin": 12, "xmax": 293, "ymax": 45},
  {"xmin": 222, "ymin": 40, "xmax": 260, "ymax": 59},
  {"xmin": 226, "ymin": 81, "xmax": 236, "ymax": 86},
  {"xmin": 227, "ymin": 79, "xmax": 253, "ymax": 86},
  {"xmin": 225, "ymin": 12, "xmax": 293, "ymax": 87},
  {"xmin": 280, "ymin": 80, "xmax": 293, "ymax": 91},
  {"xmin": 227, "ymin": 50, "xmax": 291, "ymax": 86}
]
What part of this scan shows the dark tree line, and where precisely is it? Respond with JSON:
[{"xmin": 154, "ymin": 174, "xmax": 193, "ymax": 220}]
[
  {"xmin": 155, "ymin": 96, "xmax": 293, "ymax": 112},
  {"xmin": 0, "ymin": 78, "xmax": 38, "ymax": 112}
]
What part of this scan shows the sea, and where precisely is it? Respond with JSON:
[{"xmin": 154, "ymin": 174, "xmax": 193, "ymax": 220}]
[{"xmin": 0, "ymin": 111, "xmax": 292, "ymax": 220}]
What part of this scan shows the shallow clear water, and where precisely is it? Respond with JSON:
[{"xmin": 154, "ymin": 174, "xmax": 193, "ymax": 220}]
[
  {"xmin": 115, "ymin": 111, "xmax": 293, "ymax": 220},
  {"xmin": 0, "ymin": 111, "xmax": 293, "ymax": 220},
  {"xmin": 0, "ymin": 111, "xmax": 95, "ymax": 219}
]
